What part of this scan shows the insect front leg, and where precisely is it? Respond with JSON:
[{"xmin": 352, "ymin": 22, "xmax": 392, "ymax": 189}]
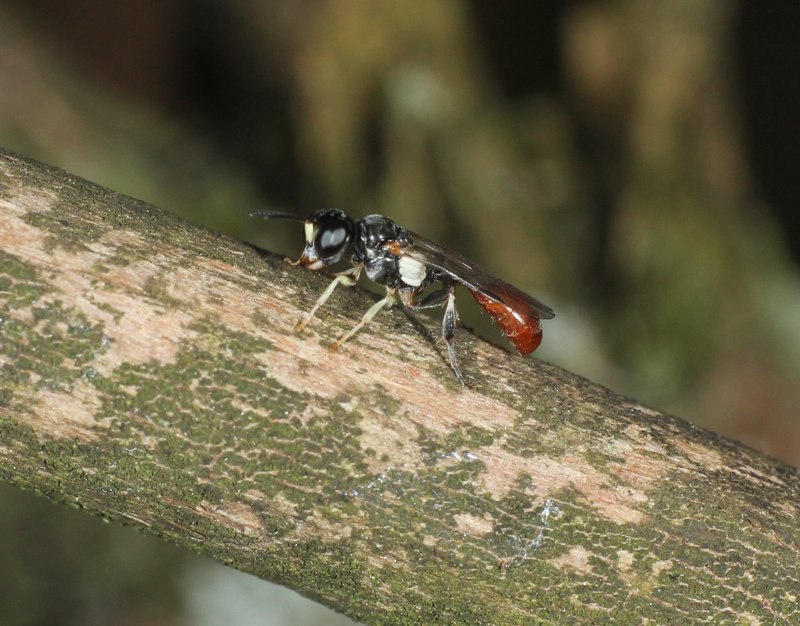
[
  {"xmin": 297, "ymin": 264, "xmax": 362, "ymax": 331},
  {"xmin": 332, "ymin": 288, "xmax": 396, "ymax": 349}
]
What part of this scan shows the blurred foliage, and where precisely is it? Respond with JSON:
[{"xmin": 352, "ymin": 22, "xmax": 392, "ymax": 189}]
[
  {"xmin": 0, "ymin": 482, "xmax": 186, "ymax": 626},
  {"xmin": 1, "ymin": 0, "xmax": 800, "ymax": 624}
]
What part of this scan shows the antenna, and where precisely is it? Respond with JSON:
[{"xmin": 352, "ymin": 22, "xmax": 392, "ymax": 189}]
[{"xmin": 250, "ymin": 210, "xmax": 305, "ymax": 222}]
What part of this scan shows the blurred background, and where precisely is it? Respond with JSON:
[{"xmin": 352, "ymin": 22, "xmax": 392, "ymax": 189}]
[{"xmin": 1, "ymin": 1, "xmax": 799, "ymax": 624}]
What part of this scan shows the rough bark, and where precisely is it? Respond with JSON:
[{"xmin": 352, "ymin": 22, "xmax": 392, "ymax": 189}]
[{"xmin": 0, "ymin": 148, "xmax": 798, "ymax": 625}]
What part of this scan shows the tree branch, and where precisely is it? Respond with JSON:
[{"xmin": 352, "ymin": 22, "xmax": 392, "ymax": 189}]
[{"xmin": 1, "ymin": 148, "xmax": 798, "ymax": 625}]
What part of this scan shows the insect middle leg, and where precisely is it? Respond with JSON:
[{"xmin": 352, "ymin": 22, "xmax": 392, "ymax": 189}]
[
  {"xmin": 332, "ymin": 287, "xmax": 396, "ymax": 349},
  {"xmin": 401, "ymin": 286, "xmax": 466, "ymax": 386},
  {"xmin": 297, "ymin": 264, "xmax": 362, "ymax": 331}
]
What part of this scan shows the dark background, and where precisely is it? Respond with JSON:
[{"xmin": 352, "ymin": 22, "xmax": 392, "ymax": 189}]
[{"xmin": 1, "ymin": 1, "xmax": 799, "ymax": 624}]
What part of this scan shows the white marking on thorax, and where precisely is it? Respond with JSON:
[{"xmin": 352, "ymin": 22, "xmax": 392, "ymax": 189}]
[
  {"xmin": 398, "ymin": 255, "xmax": 427, "ymax": 287},
  {"xmin": 304, "ymin": 221, "xmax": 314, "ymax": 243}
]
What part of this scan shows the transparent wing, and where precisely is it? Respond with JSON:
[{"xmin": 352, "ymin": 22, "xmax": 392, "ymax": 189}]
[{"xmin": 400, "ymin": 232, "xmax": 555, "ymax": 320}]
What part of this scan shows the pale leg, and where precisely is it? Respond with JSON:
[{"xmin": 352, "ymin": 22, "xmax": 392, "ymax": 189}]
[
  {"xmin": 333, "ymin": 288, "xmax": 396, "ymax": 349},
  {"xmin": 297, "ymin": 265, "xmax": 361, "ymax": 331}
]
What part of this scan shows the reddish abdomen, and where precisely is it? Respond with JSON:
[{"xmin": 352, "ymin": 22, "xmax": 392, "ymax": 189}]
[{"xmin": 470, "ymin": 290, "xmax": 543, "ymax": 355}]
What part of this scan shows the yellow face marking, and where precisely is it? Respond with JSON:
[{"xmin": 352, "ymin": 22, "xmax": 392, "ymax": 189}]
[{"xmin": 304, "ymin": 221, "xmax": 314, "ymax": 243}]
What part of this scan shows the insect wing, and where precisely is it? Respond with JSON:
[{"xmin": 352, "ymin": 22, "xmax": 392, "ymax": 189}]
[
  {"xmin": 402, "ymin": 233, "xmax": 555, "ymax": 318},
  {"xmin": 400, "ymin": 233, "xmax": 554, "ymax": 355}
]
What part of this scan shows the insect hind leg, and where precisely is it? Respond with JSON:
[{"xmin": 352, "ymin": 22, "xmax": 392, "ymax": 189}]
[
  {"xmin": 442, "ymin": 289, "xmax": 466, "ymax": 386},
  {"xmin": 401, "ymin": 288, "xmax": 450, "ymax": 310},
  {"xmin": 399, "ymin": 287, "xmax": 466, "ymax": 386}
]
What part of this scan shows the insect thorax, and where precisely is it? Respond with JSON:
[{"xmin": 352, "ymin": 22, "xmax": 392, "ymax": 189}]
[
  {"xmin": 357, "ymin": 215, "xmax": 409, "ymax": 249},
  {"xmin": 355, "ymin": 215, "xmax": 426, "ymax": 290}
]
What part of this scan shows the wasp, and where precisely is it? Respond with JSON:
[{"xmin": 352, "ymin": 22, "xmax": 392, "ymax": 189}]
[{"xmin": 252, "ymin": 209, "xmax": 554, "ymax": 385}]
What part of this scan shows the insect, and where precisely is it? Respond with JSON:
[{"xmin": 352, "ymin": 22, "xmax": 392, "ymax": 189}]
[{"xmin": 252, "ymin": 209, "xmax": 554, "ymax": 385}]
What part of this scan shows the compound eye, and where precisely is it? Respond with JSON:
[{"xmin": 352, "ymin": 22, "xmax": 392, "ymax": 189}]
[
  {"xmin": 318, "ymin": 226, "xmax": 347, "ymax": 253},
  {"xmin": 314, "ymin": 223, "xmax": 351, "ymax": 263}
]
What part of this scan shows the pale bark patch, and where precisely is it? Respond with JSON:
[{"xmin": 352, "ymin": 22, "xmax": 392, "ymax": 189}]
[
  {"xmin": 778, "ymin": 501, "xmax": 798, "ymax": 517},
  {"xmin": 267, "ymin": 492, "xmax": 299, "ymax": 518},
  {"xmin": 631, "ymin": 403, "xmax": 661, "ymax": 417},
  {"xmin": 93, "ymin": 294, "xmax": 195, "ymax": 375},
  {"xmin": 453, "ymin": 512, "xmax": 494, "ymax": 536},
  {"xmin": 673, "ymin": 438, "xmax": 725, "ymax": 472},
  {"xmin": 229, "ymin": 269, "xmax": 522, "ymax": 436},
  {"xmin": 262, "ymin": 328, "xmax": 519, "ymax": 434},
  {"xmin": 651, "ymin": 559, "xmax": 672, "ymax": 577},
  {"xmin": 0, "ymin": 206, "xmax": 196, "ymax": 376},
  {"xmin": 739, "ymin": 612, "xmax": 763, "ymax": 626},
  {"xmin": 616, "ymin": 549, "xmax": 634, "ymax": 571},
  {"xmin": 309, "ymin": 509, "xmax": 353, "ymax": 541},
  {"xmin": 286, "ymin": 509, "xmax": 354, "ymax": 545},
  {"xmin": 620, "ymin": 424, "xmax": 669, "ymax": 455},
  {"xmin": 358, "ymin": 417, "xmax": 423, "ymax": 475},
  {"xmin": 0, "ymin": 180, "xmax": 58, "ymax": 214},
  {"xmin": 27, "ymin": 379, "xmax": 101, "ymax": 440},
  {"xmin": 616, "ymin": 549, "xmax": 635, "ymax": 583},
  {"xmin": 196, "ymin": 499, "xmax": 264, "ymax": 538},
  {"xmin": 608, "ymin": 447, "xmax": 667, "ymax": 497},
  {"xmin": 476, "ymin": 446, "xmax": 649, "ymax": 524},
  {"xmin": 550, "ymin": 545, "xmax": 593, "ymax": 575}
]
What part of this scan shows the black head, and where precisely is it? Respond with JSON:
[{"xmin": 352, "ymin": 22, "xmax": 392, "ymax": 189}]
[
  {"xmin": 300, "ymin": 208, "xmax": 356, "ymax": 269},
  {"xmin": 250, "ymin": 208, "xmax": 356, "ymax": 269}
]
